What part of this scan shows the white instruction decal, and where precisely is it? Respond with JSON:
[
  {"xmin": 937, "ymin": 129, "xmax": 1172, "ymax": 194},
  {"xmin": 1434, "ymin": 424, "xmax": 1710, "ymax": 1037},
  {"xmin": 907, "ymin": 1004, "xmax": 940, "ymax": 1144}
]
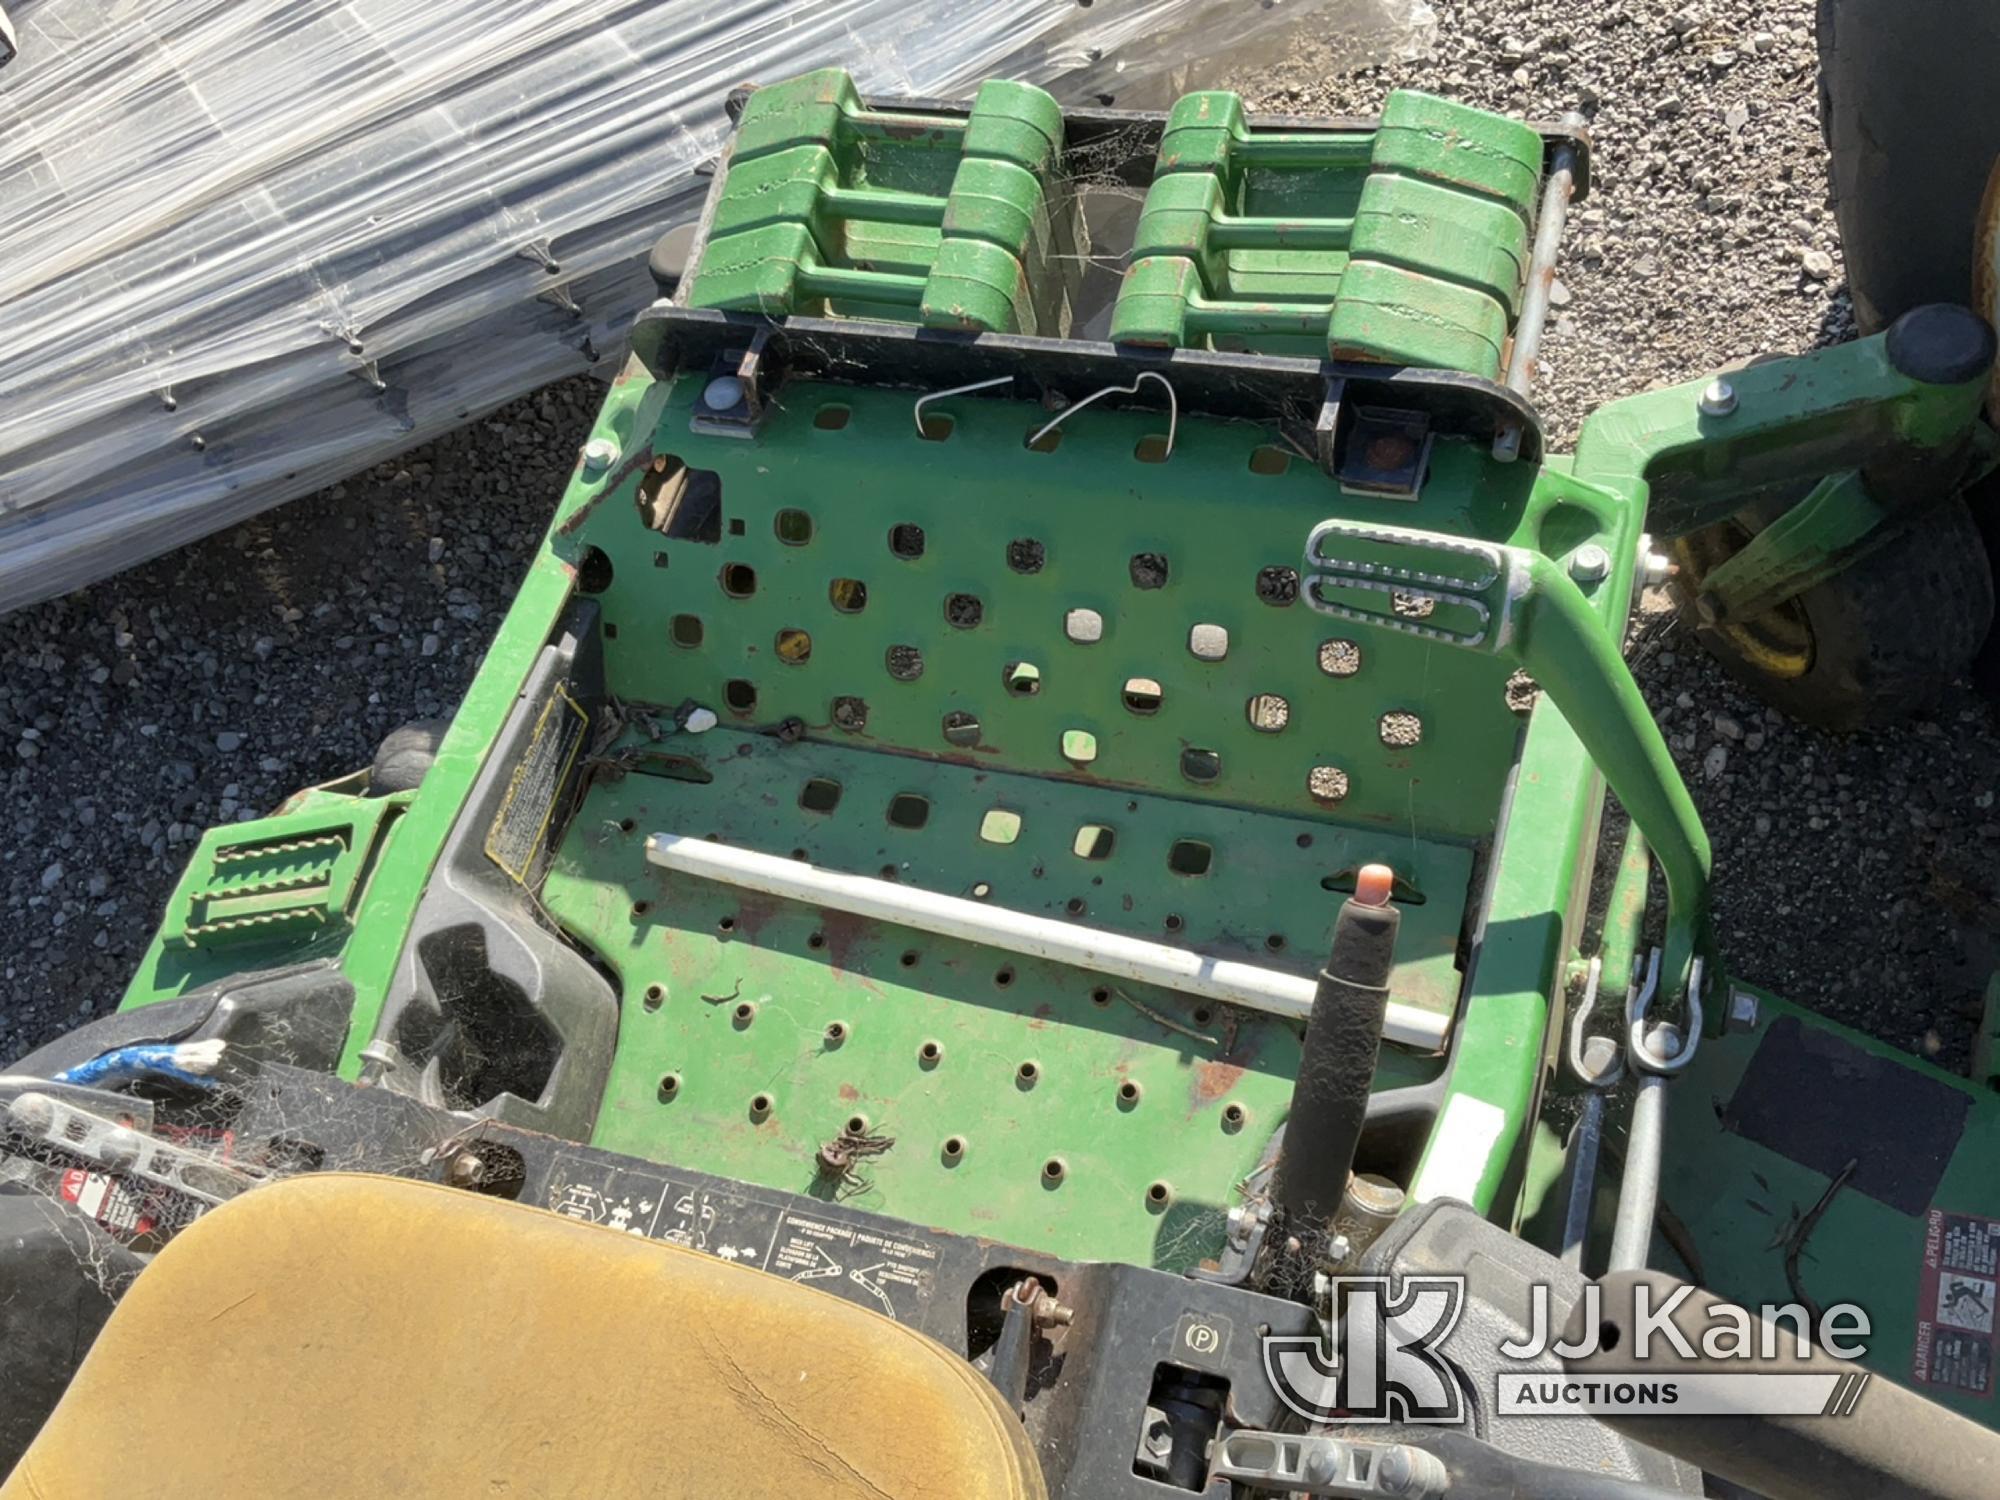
[{"xmin": 765, "ymin": 1211, "xmax": 939, "ymax": 1318}]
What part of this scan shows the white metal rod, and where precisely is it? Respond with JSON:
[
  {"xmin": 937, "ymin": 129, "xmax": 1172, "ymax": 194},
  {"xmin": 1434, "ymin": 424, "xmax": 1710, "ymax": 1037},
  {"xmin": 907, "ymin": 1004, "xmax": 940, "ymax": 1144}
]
[{"xmin": 644, "ymin": 834, "xmax": 1448, "ymax": 1052}]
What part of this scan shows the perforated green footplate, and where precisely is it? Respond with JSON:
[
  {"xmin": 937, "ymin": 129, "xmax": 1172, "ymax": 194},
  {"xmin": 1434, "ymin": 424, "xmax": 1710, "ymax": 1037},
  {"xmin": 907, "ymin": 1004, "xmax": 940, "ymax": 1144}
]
[
  {"xmin": 531, "ymin": 370, "xmax": 1607, "ymax": 1267},
  {"xmin": 543, "ymin": 736, "xmax": 1453, "ymax": 1267}
]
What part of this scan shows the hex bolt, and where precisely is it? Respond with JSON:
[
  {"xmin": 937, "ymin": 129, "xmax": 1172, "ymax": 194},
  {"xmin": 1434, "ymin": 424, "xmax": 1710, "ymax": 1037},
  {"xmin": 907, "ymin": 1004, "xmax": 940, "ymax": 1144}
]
[
  {"xmin": 1144, "ymin": 1417, "xmax": 1174, "ymax": 1458},
  {"xmin": 1698, "ymin": 379, "xmax": 1739, "ymax": 418},
  {"xmin": 1726, "ymin": 988, "xmax": 1761, "ymax": 1034},
  {"xmin": 702, "ymin": 375, "xmax": 745, "ymax": 411},
  {"xmin": 1304, "ymin": 1449, "xmax": 1339, "ymax": 1485},
  {"xmin": 447, "ymin": 1151, "xmax": 487, "ymax": 1189},
  {"xmin": 1569, "ymin": 543, "xmax": 1611, "ymax": 583},
  {"xmin": 580, "ymin": 436, "xmax": 619, "ymax": 474}
]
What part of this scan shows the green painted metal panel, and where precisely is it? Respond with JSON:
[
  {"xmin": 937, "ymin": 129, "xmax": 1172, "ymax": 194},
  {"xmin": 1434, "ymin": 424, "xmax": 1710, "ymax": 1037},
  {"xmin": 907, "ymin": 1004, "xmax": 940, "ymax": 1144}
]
[
  {"xmin": 1661, "ymin": 993, "xmax": 2000, "ymax": 1427},
  {"xmin": 541, "ymin": 737, "xmax": 1451, "ymax": 1268},
  {"xmin": 575, "ymin": 374, "xmax": 1540, "ymax": 842},
  {"xmin": 1407, "ymin": 697, "xmax": 1603, "ymax": 1219}
]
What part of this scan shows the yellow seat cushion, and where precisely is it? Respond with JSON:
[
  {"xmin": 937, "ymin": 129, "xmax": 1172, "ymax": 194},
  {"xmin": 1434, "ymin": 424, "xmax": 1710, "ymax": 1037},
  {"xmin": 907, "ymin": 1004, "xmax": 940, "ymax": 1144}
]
[{"xmin": 3, "ymin": 1172, "xmax": 1044, "ymax": 1500}]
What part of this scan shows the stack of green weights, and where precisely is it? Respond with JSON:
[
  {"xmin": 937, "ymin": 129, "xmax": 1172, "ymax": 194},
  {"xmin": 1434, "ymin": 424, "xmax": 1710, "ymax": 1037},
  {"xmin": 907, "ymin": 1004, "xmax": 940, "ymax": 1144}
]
[
  {"xmin": 1110, "ymin": 90, "xmax": 1545, "ymax": 379},
  {"xmin": 687, "ymin": 68, "xmax": 1067, "ymax": 335}
]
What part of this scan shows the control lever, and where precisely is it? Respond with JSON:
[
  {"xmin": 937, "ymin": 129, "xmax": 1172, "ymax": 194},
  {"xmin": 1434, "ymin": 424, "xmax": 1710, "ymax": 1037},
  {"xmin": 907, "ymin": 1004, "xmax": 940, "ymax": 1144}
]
[{"xmin": 1258, "ymin": 864, "xmax": 1399, "ymax": 1294}]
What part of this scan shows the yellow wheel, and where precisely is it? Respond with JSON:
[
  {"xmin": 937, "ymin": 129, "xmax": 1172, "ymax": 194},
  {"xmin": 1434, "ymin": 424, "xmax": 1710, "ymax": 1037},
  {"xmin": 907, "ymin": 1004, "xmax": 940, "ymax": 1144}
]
[{"xmin": 1670, "ymin": 497, "xmax": 1993, "ymax": 731}]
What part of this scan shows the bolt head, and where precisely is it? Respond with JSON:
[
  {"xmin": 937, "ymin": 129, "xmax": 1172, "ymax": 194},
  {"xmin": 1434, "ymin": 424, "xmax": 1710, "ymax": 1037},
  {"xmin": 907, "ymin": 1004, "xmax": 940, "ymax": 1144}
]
[
  {"xmin": 1304, "ymin": 1448, "xmax": 1340, "ymax": 1483},
  {"xmin": 6, "ymin": 1092, "xmax": 55, "ymax": 1137},
  {"xmin": 1569, "ymin": 543, "xmax": 1611, "ymax": 583},
  {"xmin": 1643, "ymin": 1023, "xmax": 1684, "ymax": 1065},
  {"xmin": 580, "ymin": 437, "xmax": 619, "ymax": 473},
  {"xmin": 1375, "ymin": 1447, "xmax": 1413, "ymax": 1493},
  {"xmin": 1698, "ymin": 379, "xmax": 1739, "ymax": 418},
  {"xmin": 702, "ymin": 375, "xmax": 745, "ymax": 411},
  {"xmin": 99, "ymin": 1126, "xmax": 142, "ymax": 1172},
  {"xmin": 1144, "ymin": 1418, "xmax": 1173, "ymax": 1456},
  {"xmin": 1727, "ymin": 988, "xmax": 1760, "ymax": 1034}
]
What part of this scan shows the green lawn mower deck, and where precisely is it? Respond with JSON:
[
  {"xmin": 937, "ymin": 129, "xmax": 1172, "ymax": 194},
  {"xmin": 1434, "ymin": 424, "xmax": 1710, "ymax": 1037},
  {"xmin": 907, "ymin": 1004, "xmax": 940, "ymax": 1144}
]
[{"xmin": 13, "ymin": 73, "xmax": 2000, "ymax": 1500}]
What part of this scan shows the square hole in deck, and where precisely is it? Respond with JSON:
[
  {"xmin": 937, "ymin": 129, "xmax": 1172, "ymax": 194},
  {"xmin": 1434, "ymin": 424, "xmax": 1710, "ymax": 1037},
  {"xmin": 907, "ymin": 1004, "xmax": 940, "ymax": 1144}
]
[
  {"xmin": 980, "ymin": 809, "xmax": 1023, "ymax": 844},
  {"xmin": 1319, "ymin": 639, "xmax": 1362, "ymax": 677},
  {"xmin": 1188, "ymin": 624, "xmax": 1228, "ymax": 661},
  {"xmin": 1004, "ymin": 662, "xmax": 1042, "ymax": 697},
  {"xmin": 1064, "ymin": 608, "xmax": 1104, "ymax": 643},
  {"xmin": 800, "ymin": 778, "xmax": 842, "ymax": 813},
  {"xmin": 1168, "ymin": 840, "xmax": 1213, "ymax": 876},
  {"xmin": 636, "ymin": 456, "xmax": 723, "ymax": 541},
  {"xmin": 888, "ymin": 794, "xmax": 931, "ymax": 830},
  {"xmin": 1181, "ymin": 747, "xmax": 1221, "ymax": 783},
  {"xmin": 1122, "ymin": 678, "xmax": 1163, "ymax": 715},
  {"xmin": 1073, "ymin": 825, "xmax": 1116, "ymax": 861},
  {"xmin": 1246, "ymin": 694, "xmax": 1290, "ymax": 733}
]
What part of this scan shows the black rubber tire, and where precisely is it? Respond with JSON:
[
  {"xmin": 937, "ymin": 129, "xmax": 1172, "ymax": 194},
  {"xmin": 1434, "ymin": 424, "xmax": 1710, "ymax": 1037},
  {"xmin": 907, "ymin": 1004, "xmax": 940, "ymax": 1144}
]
[
  {"xmin": 1678, "ymin": 496, "xmax": 1995, "ymax": 732},
  {"xmin": 1818, "ymin": 0, "xmax": 2000, "ymax": 331},
  {"xmin": 369, "ymin": 718, "xmax": 451, "ymax": 795}
]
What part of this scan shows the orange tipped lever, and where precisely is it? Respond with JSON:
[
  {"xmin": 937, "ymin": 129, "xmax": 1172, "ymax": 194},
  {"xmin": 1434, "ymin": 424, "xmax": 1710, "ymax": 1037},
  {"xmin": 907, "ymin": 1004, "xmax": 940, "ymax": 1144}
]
[
  {"xmin": 1354, "ymin": 862, "xmax": 1395, "ymax": 907},
  {"xmin": 1260, "ymin": 858, "xmax": 1405, "ymax": 1293}
]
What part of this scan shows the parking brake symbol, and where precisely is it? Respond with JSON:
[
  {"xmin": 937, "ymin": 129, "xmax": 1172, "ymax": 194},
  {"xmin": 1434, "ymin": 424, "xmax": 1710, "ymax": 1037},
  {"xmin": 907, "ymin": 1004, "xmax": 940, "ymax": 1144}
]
[{"xmin": 1177, "ymin": 1311, "xmax": 1233, "ymax": 1365}]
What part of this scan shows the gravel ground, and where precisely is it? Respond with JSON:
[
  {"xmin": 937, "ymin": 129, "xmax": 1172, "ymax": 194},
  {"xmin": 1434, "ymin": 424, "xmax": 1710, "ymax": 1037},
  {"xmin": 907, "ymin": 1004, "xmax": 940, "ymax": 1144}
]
[{"xmin": 4, "ymin": 0, "xmax": 1997, "ymax": 1068}]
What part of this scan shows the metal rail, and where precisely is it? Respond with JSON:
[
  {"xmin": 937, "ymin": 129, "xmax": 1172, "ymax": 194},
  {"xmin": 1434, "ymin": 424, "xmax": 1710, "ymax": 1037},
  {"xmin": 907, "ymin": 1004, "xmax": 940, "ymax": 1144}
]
[{"xmin": 645, "ymin": 834, "xmax": 1449, "ymax": 1051}]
